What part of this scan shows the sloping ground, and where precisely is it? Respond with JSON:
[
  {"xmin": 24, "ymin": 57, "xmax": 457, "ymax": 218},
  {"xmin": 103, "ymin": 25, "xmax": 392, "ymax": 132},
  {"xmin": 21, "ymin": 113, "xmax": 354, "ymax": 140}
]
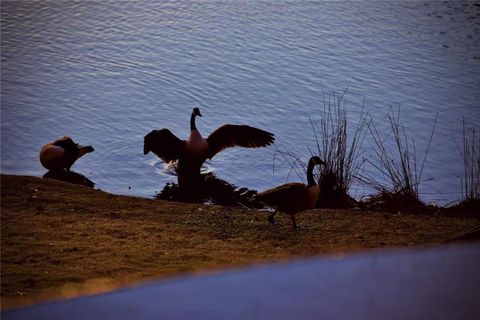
[
  {"xmin": 1, "ymin": 174, "xmax": 479, "ymax": 309},
  {"xmin": 4, "ymin": 243, "xmax": 479, "ymax": 320}
]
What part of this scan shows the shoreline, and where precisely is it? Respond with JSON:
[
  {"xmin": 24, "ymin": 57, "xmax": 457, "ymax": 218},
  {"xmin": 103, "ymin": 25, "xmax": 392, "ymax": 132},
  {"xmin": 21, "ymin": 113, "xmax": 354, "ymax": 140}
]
[{"xmin": 1, "ymin": 174, "xmax": 479, "ymax": 309}]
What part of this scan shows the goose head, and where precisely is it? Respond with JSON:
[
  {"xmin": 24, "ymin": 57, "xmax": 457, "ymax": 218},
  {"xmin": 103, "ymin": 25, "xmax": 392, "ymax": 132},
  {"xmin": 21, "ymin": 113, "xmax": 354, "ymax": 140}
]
[
  {"xmin": 309, "ymin": 156, "xmax": 324, "ymax": 166},
  {"xmin": 192, "ymin": 107, "xmax": 202, "ymax": 117}
]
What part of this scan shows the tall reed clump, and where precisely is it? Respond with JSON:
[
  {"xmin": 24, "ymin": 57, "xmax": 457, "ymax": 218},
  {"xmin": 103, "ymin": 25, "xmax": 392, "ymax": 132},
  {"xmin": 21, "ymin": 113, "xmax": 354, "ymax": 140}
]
[
  {"xmin": 459, "ymin": 119, "xmax": 480, "ymax": 211},
  {"xmin": 361, "ymin": 107, "xmax": 437, "ymax": 211},
  {"xmin": 310, "ymin": 90, "xmax": 369, "ymax": 208},
  {"xmin": 272, "ymin": 90, "xmax": 369, "ymax": 208}
]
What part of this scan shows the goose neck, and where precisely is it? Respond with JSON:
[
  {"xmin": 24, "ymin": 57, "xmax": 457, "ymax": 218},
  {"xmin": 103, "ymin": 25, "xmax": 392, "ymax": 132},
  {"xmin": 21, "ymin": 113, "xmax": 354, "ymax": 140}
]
[
  {"xmin": 190, "ymin": 112, "xmax": 197, "ymax": 131},
  {"xmin": 307, "ymin": 162, "xmax": 317, "ymax": 187}
]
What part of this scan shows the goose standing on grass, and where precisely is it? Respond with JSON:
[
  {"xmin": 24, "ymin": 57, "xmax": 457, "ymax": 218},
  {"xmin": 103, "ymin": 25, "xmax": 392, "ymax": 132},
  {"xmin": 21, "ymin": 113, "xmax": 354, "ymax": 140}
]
[
  {"xmin": 255, "ymin": 156, "xmax": 325, "ymax": 229},
  {"xmin": 39, "ymin": 136, "xmax": 94, "ymax": 171},
  {"xmin": 144, "ymin": 108, "xmax": 275, "ymax": 189}
]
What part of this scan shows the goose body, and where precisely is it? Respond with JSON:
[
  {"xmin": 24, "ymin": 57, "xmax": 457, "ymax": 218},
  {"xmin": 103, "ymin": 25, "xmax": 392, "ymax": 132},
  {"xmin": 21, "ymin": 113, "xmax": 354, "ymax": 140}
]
[
  {"xmin": 39, "ymin": 136, "xmax": 94, "ymax": 171},
  {"xmin": 257, "ymin": 183, "xmax": 320, "ymax": 214},
  {"xmin": 256, "ymin": 156, "xmax": 324, "ymax": 228},
  {"xmin": 144, "ymin": 108, "xmax": 275, "ymax": 189},
  {"xmin": 186, "ymin": 128, "xmax": 209, "ymax": 156}
]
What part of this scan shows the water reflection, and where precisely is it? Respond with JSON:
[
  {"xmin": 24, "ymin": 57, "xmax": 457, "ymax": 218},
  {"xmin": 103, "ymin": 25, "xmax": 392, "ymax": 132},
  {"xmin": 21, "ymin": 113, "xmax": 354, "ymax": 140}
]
[
  {"xmin": 43, "ymin": 170, "xmax": 95, "ymax": 188},
  {"xmin": 156, "ymin": 172, "xmax": 259, "ymax": 207},
  {"xmin": 1, "ymin": 1, "xmax": 479, "ymax": 205}
]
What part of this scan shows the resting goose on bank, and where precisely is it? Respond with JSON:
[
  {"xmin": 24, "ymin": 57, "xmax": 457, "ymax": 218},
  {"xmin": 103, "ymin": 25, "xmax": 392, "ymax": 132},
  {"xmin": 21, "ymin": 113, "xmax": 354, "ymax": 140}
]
[
  {"xmin": 144, "ymin": 108, "xmax": 275, "ymax": 189},
  {"xmin": 256, "ymin": 156, "xmax": 325, "ymax": 228},
  {"xmin": 39, "ymin": 136, "xmax": 94, "ymax": 171}
]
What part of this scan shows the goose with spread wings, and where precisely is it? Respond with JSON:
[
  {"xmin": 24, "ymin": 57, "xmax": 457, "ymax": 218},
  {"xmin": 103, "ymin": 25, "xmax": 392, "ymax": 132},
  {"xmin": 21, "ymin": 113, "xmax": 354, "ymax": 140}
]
[{"xmin": 144, "ymin": 108, "xmax": 275, "ymax": 188}]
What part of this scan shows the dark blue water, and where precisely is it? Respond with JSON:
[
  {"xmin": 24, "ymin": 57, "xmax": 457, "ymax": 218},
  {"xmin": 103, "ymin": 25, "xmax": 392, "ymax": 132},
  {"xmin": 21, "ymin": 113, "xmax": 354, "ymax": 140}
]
[{"xmin": 2, "ymin": 1, "xmax": 479, "ymax": 205}]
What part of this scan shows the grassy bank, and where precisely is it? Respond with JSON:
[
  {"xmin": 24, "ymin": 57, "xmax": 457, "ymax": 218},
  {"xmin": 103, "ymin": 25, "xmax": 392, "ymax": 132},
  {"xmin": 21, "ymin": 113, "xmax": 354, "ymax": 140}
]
[{"xmin": 1, "ymin": 174, "xmax": 479, "ymax": 309}]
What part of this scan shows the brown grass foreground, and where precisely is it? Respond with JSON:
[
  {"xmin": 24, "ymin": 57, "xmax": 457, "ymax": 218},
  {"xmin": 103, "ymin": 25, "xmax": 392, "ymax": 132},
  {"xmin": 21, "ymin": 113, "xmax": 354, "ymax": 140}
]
[{"xmin": 1, "ymin": 174, "xmax": 479, "ymax": 309}]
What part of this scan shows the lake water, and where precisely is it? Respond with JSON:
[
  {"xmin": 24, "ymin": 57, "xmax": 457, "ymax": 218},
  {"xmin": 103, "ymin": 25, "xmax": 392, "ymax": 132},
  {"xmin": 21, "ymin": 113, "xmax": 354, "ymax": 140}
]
[{"xmin": 1, "ymin": 1, "xmax": 479, "ymax": 205}]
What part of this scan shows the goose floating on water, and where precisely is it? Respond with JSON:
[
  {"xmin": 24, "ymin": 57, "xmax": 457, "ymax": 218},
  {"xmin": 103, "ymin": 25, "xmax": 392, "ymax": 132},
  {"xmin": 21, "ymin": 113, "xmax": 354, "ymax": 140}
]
[
  {"xmin": 256, "ymin": 156, "xmax": 325, "ymax": 228},
  {"xmin": 39, "ymin": 136, "xmax": 94, "ymax": 171},
  {"xmin": 143, "ymin": 108, "xmax": 275, "ymax": 189}
]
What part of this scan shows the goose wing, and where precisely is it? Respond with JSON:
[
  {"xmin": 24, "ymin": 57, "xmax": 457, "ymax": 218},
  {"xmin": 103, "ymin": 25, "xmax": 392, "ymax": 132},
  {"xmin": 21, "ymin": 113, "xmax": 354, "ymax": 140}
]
[
  {"xmin": 143, "ymin": 129, "xmax": 185, "ymax": 162},
  {"xmin": 49, "ymin": 136, "xmax": 94, "ymax": 169},
  {"xmin": 53, "ymin": 136, "xmax": 94, "ymax": 160},
  {"xmin": 206, "ymin": 124, "xmax": 275, "ymax": 159},
  {"xmin": 256, "ymin": 183, "xmax": 306, "ymax": 204}
]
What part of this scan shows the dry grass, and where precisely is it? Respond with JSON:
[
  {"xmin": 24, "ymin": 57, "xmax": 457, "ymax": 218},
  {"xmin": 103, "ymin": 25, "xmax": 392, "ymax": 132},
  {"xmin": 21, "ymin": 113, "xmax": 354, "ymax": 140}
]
[
  {"xmin": 363, "ymin": 107, "xmax": 437, "ymax": 197},
  {"xmin": 312, "ymin": 89, "xmax": 369, "ymax": 198},
  {"xmin": 1, "ymin": 174, "xmax": 479, "ymax": 309}
]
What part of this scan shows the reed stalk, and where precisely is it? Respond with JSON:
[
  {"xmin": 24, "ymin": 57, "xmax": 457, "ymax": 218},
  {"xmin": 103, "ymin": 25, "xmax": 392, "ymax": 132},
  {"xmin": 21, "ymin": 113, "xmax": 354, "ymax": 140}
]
[{"xmin": 461, "ymin": 119, "xmax": 480, "ymax": 201}]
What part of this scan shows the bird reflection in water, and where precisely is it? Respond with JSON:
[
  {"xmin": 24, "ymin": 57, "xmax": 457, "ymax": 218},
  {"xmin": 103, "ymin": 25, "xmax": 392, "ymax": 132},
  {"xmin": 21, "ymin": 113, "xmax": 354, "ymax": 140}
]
[
  {"xmin": 43, "ymin": 170, "xmax": 95, "ymax": 188},
  {"xmin": 156, "ymin": 172, "xmax": 259, "ymax": 208}
]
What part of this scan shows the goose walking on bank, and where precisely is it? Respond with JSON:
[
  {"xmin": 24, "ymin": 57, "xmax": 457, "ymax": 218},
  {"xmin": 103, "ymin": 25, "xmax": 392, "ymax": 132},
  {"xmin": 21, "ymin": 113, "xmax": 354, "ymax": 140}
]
[
  {"xmin": 255, "ymin": 156, "xmax": 325, "ymax": 228},
  {"xmin": 144, "ymin": 108, "xmax": 275, "ymax": 190},
  {"xmin": 39, "ymin": 136, "xmax": 94, "ymax": 171}
]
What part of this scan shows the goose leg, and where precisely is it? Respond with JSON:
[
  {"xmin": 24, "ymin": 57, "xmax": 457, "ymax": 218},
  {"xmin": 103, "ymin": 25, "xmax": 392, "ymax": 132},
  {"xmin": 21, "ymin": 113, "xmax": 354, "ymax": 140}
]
[
  {"xmin": 268, "ymin": 211, "xmax": 277, "ymax": 225},
  {"xmin": 290, "ymin": 214, "xmax": 298, "ymax": 229}
]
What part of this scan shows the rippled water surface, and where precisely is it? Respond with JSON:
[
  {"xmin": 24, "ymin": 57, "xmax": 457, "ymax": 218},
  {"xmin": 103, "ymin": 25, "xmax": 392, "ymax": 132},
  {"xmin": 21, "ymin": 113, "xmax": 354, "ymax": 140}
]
[{"xmin": 2, "ymin": 1, "xmax": 479, "ymax": 204}]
